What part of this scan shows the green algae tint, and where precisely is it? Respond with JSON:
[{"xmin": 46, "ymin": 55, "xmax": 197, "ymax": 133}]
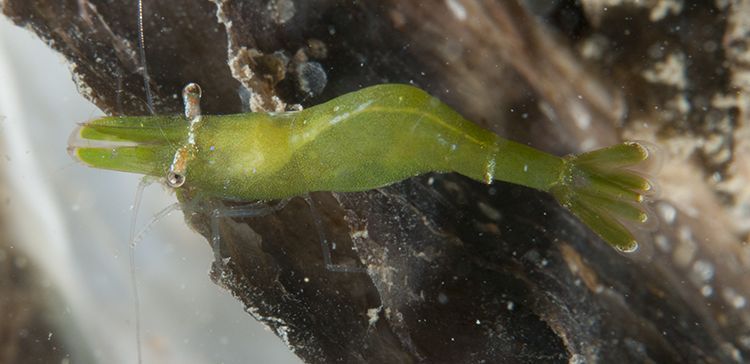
[{"xmin": 69, "ymin": 84, "xmax": 657, "ymax": 252}]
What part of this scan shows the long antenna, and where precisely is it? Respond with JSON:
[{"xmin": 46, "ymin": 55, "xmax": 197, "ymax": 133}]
[
  {"xmin": 129, "ymin": 178, "xmax": 149, "ymax": 364},
  {"xmin": 132, "ymin": 3, "xmax": 151, "ymax": 363},
  {"xmin": 137, "ymin": 0, "xmax": 154, "ymax": 114}
]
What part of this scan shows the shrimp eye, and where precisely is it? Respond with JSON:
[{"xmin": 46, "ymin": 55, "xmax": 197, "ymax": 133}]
[
  {"xmin": 166, "ymin": 171, "xmax": 186, "ymax": 188},
  {"xmin": 182, "ymin": 83, "xmax": 202, "ymax": 99}
]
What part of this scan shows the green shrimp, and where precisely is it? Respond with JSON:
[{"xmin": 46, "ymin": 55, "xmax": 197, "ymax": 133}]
[{"xmin": 69, "ymin": 83, "xmax": 656, "ymax": 251}]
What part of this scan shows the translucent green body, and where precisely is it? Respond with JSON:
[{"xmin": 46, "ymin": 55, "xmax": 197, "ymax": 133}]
[
  {"xmin": 193, "ymin": 85, "xmax": 564, "ymax": 200},
  {"xmin": 70, "ymin": 84, "xmax": 657, "ymax": 251}
]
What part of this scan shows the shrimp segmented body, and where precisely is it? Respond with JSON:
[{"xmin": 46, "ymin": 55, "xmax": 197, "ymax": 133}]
[{"xmin": 69, "ymin": 83, "xmax": 657, "ymax": 251}]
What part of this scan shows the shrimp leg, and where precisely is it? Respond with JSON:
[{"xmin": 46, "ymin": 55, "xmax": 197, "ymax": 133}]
[
  {"xmin": 303, "ymin": 195, "xmax": 367, "ymax": 273},
  {"xmin": 209, "ymin": 200, "xmax": 289, "ymax": 262}
]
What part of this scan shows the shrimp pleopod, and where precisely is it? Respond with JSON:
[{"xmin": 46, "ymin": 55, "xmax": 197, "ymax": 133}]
[{"xmin": 68, "ymin": 84, "xmax": 657, "ymax": 251}]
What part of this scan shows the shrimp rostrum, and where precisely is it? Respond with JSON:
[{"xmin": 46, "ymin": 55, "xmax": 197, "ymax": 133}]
[{"xmin": 69, "ymin": 84, "xmax": 657, "ymax": 252}]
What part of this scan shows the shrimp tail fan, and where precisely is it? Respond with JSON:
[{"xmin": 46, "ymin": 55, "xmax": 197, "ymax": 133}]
[{"xmin": 549, "ymin": 141, "xmax": 660, "ymax": 252}]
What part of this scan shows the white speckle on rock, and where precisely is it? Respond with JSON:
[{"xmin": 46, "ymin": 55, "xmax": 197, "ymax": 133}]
[
  {"xmin": 668, "ymin": 93, "xmax": 691, "ymax": 114},
  {"xmin": 642, "ymin": 52, "xmax": 688, "ymax": 90},
  {"xmin": 367, "ymin": 306, "xmax": 382, "ymax": 326},
  {"xmin": 673, "ymin": 226, "xmax": 696, "ymax": 267},
  {"xmin": 267, "ymin": 0, "xmax": 296, "ymax": 24},
  {"xmin": 351, "ymin": 228, "xmax": 369, "ymax": 240},
  {"xmin": 722, "ymin": 287, "xmax": 747, "ymax": 309},
  {"xmin": 649, "ymin": 0, "xmax": 683, "ymax": 21},
  {"xmin": 569, "ymin": 353, "xmax": 586, "ymax": 364},
  {"xmin": 477, "ymin": 201, "xmax": 502, "ymax": 221},
  {"xmin": 445, "ymin": 0, "xmax": 467, "ymax": 21},
  {"xmin": 437, "ymin": 292, "xmax": 449, "ymax": 304},
  {"xmin": 657, "ymin": 202, "xmax": 677, "ymax": 224},
  {"xmin": 581, "ymin": 0, "xmax": 682, "ymax": 25},
  {"xmin": 569, "ymin": 100, "xmax": 591, "ymax": 130},
  {"xmin": 580, "ymin": 137, "xmax": 597, "ymax": 151},
  {"xmin": 579, "ymin": 35, "xmax": 608, "ymax": 60},
  {"xmin": 691, "ymin": 260, "xmax": 715, "ymax": 283},
  {"xmin": 738, "ymin": 334, "xmax": 750, "ymax": 350},
  {"xmin": 655, "ymin": 234, "xmax": 671, "ymax": 252},
  {"xmin": 274, "ymin": 325, "xmax": 290, "ymax": 345}
]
